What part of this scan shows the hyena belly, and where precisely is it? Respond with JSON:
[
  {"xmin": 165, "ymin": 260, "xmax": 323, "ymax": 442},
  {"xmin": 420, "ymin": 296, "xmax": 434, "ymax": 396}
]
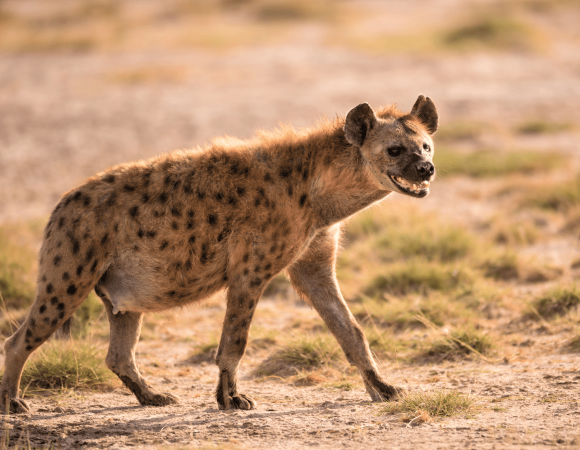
[{"xmin": 96, "ymin": 248, "xmax": 229, "ymax": 314}]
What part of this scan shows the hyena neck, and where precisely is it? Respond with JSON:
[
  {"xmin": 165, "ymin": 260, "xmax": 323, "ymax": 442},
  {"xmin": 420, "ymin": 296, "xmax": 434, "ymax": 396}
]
[{"xmin": 295, "ymin": 124, "xmax": 392, "ymax": 228}]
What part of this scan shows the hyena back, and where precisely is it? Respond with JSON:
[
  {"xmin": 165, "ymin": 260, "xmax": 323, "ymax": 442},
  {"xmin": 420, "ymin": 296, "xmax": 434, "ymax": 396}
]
[{"xmin": 1, "ymin": 95, "xmax": 438, "ymax": 413}]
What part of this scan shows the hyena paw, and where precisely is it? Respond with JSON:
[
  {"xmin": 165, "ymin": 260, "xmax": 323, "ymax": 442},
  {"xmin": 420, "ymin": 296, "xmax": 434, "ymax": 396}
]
[
  {"xmin": 370, "ymin": 383, "xmax": 406, "ymax": 402},
  {"xmin": 220, "ymin": 393, "xmax": 256, "ymax": 410},
  {"xmin": 140, "ymin": 392, "xmax": 180, "ymax": 407},
  {"xmin": 2, "ymin": 398, "xmax": 31, "ymax": 415}
]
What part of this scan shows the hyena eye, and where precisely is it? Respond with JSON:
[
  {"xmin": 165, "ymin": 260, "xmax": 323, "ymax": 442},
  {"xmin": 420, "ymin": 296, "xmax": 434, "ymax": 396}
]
[
  {"xmin": 387, "ymin": 146, "xmax": 404, "ymax": 157},
  {"xmin": 423, "ymin": 143, "xmax": 431, "ymax": 152}
]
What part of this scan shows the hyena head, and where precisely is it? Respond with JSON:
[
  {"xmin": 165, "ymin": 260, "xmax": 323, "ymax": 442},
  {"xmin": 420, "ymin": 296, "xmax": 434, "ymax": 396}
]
[{"xmin": 344, "ymin": 94, "xmax": 438, "ymax": 198}]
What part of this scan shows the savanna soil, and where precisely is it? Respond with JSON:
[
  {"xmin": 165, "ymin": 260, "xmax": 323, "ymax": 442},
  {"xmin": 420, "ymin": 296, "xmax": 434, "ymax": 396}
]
[{"xmin": 1, "ymin": 0, "xmax": 580, "ymax": 448}]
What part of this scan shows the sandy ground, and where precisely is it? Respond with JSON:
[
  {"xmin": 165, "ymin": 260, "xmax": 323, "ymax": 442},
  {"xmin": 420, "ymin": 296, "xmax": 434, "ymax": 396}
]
[
  {"xmin": 1, "ymin": 301, "xmax": 580, "ymax": 450},
  {"xmin": 2, "ymin": 3, "xmax": 580, "ymax": 448}
]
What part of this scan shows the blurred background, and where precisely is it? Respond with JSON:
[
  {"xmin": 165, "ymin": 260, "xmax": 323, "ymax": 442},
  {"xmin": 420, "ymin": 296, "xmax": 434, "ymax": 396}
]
[
  {"xmin": 1, "ymin": 0, "xmax": 579, "ymax": 221},
  {"xmin": 1, "ymin": 0, "xmax": 580, "ymax": 414}
]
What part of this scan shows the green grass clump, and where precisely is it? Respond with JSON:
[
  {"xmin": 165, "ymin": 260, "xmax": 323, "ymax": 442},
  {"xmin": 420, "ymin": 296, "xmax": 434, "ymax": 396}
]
[
  {"xmin": 565, "ymin": 334, "xmax": 580, "ymax": 352},
  {"xmin": 382, "ymin": 389, "xmax": 476, "ymax": 422},
  {"xmin": 255, "ymin": 334, "xmax": 342, "ymax": 377},
  {"xmin": 187, "ymin": 336, "xmax": 219, "ymax": 364},
  {"xmin": 0, "ymin": 226, "xmax": 37, "ymax": 310},
  {"xmin": 522, "ymin": 174, "xmax": 580, "ymax": 212},
  {"xmin": 364, "ymin": 263, "xmax": 471, "ymax": 297},
  {"xmin": 529, "ymin": 287, "xmax": 580, "ymax": 320},
  {"xmin": 442, "ymin": 16, "xmax": 542, "ymax": 52},
  {"xmin": 434, "ymin": 148, "xmax": 566, "ymax": 178},
  {"xmin": 422, "ymin": 327, "xmax": 495, "ymax": 361},
  {"xmin": 516, "ymin": 120, "xmax": 573, "ymax": 135},
  {"xmin": 0, "ymin": 340, "xmax": 116, "ymax": 394}
]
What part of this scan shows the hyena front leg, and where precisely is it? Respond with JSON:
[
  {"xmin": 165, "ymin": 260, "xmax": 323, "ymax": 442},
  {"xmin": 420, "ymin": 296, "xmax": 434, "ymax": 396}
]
[
  {"xmin": 214, "ymin": 286, "xmax": 261, "ymax": 410},
  {"xmin": 97, "ymin": 289, "xmax": 179, "ymax": 406},
  {"xmin": 287, "ymin": 226, "xmax": 404, "ymax": 402}
]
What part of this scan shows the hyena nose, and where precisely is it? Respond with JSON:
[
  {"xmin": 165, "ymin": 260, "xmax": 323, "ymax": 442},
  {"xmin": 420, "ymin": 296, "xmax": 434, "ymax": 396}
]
[{"xmin": 416, "ymin": 161, "xmax": 435, "ymax": 178}]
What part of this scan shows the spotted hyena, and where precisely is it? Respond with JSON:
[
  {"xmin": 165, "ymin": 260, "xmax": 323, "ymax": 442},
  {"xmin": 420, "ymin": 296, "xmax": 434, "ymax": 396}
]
[{"xmin": 0, "ymin": 95, "xmax": 438, "ymax": 413}]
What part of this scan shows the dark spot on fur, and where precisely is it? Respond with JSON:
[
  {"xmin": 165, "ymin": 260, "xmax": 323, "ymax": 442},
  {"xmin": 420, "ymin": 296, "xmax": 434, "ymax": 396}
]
[
  {"xmin": 137, "ymin": 229, "xmax": 144, "ymax": 238},
  {"xmin": 35, "ymin": 338, "xmax": 41, "ymax": 343},
  {"xmin": 254, "ymin": 197, "xmax": 261, "ymax": 207},
  {"xmin": 200, "ymin": 244, "xmax": 208, "ymax": 264},
  {"xmin": 215, "ymin": 192, "xmax": 223, "ymax": 202},
  {"xmin": 187, "ymin": 209, "xmax": 194, "ymax": 218},
  {"xmin": 159, "ymin": 192, "xmax": 168, "ymax": 204},
  {"xmin": 90, "ymin": 260, "xmax": 98, "ymax": 273},
  {"xmin": 26, "ymin": 345, "xmax": 33, "ymax": 351},
  {"xmin": 104, "ymin": 174, "xmax": 115, "ymax": 183},
  {"xmin": 133, "ymin": 245, "xmax": 139, "ymax": 251},
  {"xmin": 250, "ymin": 278, "xmax": 261, "ymax": 288},
  {"xmin": 62, "ymin": 272, "xmax": 70, "ymax": 281},
  {"xmin": 236, "ymin": 187, "xmax": 245, "ymax": 197},
  {"xmin": 248, "ymin": 300, "xmax": 254, "ymax": 310},
  {"xmin": 287, "ymin": 185, "xmax": 293, "ymax": 196},
  {"xmin": 302, "ymin": 168, "xmax": 309, "ymax": 180},
  {"xmin": 58, "ymin": 217, "xmax": 65, "ymax": 229},
  {"xmin": 142, "ymin": 194, "xmax": 150, "ymax": 204},
  {"xmin": 167, "ymin": 290, "xmax": 176, "ymax": 297},
  {"xmin": 51, "ymin": 319, "xmax": 58, "ymax": 326},
  {"xmin": 172, "ymin": 221, "xmax": 179, "ymax": 230},
  {"xmin": 86, "ymin": 247, "xmax": 94, "ymax": 262},
  {"xmin": 164, "ymin": 175, "xmax": 172, "ymax": 186},
  {"xmin": 114, "ymin": 223, "xmax": 119, "ymax": 233},
  {"xmin": 197, "ymin": 190, "xmax": 206, "ymax": 200},
  {"xmin": 208, "ymin": 214, "xmax": 217, "ymax": 226},
  {"xmin": 57, "ymin": 303, "xmax": 65, "ymax": 310},
  {"xmin": 264, "ymin": 263, "xmax": 272, "ymax": 270},
  {"xmin": 39, "ymin": 305, "xmax": 47, "ymax": 314},
  {"xmin": 67, "ymin": 285, "xmax": 77, "ymax": 296},
  {"xmin": 160, "ymin": 241, "xmax": 168, "ymax": 251},
  {"xmin": 101, "ymin": 233, "xmax": 109, "ymax": 245},
  {"xmin": 243, "ymin": 268, "xmax": 249, "ymax": 275},
  {"xmin": 76, "ymin": 265, "xmax": 84, "ymax": 276},
  {"xmin": 269, "ymin": 244, "xmax": 277, "ymax": 253},
  {"xmin": 243, "ymin": 253, "xmax": 249, "ymax": 263},
  {"xmin": 72, "ymin": 240, "xmax": 80, "ymax": 255},
  {"xmin": 26, "ymin": 329, "xmax": 32, "ymax": 337},
  {"xmin": 264, "ymin": 272, "xmax": 272, "ymax": 279},
  {"xmin": 129, "ymin": 206, "xmax": 139, "ymax": 218},
  {"xmin": 171, "ymin": 206, "xmax": 181, "ymax": 217},
  {"xmin": 46, "ymin": 284, "xmax": 54, "ymax": 294},
  {"xmin": 279, "ymin": 166, "xmax": 292, "ymax": 178},
  {"xmin": 146, "ymin": 230, "xmax": 156, "ymax": 238},
  {"xmin": 124, "ymin": 185, "xmax": 136, "ymax": 192},
  {"xmin": 50, "ymin": 296, "xmax": 58, "ymax": 305},
  {"xmin": 227, "ymin": 197, "xmax": 237, "ymax": 206},
  {"xmin": 254, "ymin": 265, "xmax": 260, "ymax": 273},
  {"xmin": 189, "ymin": 234, "xmax": 196, "ymax": 244},
  {"xmin": 299, "ymin": 194, "xmax": 307, "ymax": 207}
]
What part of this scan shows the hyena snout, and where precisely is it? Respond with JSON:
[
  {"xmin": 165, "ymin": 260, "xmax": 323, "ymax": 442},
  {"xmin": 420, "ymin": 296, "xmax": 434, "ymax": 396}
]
[{"xmin": 415, "ymin": 160, "xmax": 435, "ymax": 180}]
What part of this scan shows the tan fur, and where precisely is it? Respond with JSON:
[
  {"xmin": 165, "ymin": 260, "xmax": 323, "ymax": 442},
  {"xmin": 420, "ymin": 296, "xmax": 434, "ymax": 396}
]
[{"xmin": 1, "ymin": 95, "xmax": 438, "ymax": 413}]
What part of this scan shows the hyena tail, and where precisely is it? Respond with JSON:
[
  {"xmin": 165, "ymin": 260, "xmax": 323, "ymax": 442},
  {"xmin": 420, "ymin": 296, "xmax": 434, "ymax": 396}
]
[{"xmin": 0, "ymin": 204, "xmax": 111, "ymax": 410}]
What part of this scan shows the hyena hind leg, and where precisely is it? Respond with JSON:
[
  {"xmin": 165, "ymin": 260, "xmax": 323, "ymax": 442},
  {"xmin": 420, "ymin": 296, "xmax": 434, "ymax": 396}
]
[{"xmin": 97, "ymin": 288, "xmax": 179, "ymax": 406}]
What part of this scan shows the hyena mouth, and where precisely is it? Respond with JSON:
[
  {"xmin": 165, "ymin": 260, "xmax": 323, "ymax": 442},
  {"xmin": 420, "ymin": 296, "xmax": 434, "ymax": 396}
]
[{"xmin": 389, "ymin": 175, "xmax": 430, "ymax": 198}]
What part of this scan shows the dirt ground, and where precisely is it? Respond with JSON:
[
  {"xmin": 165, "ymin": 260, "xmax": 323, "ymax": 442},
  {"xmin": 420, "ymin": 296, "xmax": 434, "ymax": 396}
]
[{"xmin": 1, "ymin": 0, "xmax": 580, "ymax": 448}]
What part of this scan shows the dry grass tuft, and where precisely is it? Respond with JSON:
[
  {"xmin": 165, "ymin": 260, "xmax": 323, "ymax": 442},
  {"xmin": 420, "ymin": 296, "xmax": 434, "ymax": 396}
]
[
  {"xmin": 421, "ymin": 326, "xmax": 496, "ymax": 361},
  {"xmin": 382, "ymin": 389, "xmax": 476, "ymax": 422},
  {"xmin": 528, "ymin": 287, "xmax": 580, "ymax": 321},
  {"xmin": 564, "ymin": 334, "xmax": 580, "ymax": 352},
  {"xmin": 0, "ymin": 340, "xmax": 116, "ymax": 394},
  {"xmin": 255, "ymin": 334, "xmax": 343, "ymax": 377}
]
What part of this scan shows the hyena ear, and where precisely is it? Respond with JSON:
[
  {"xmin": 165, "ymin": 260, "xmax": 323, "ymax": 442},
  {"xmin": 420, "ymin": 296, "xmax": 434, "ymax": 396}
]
[
  {"xmin": 410, "ymin": 94, "xmax": 438, "ymax": 135},
  {"xmin": 344, "ymin": 103, "xmax": 378, "ymax": 147}
]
